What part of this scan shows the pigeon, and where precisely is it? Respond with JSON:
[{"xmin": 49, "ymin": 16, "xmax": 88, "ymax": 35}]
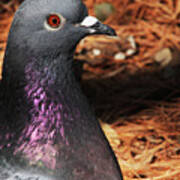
[{"xmin": 0, "ymin": 0, "xmax": 123, "ymax": 179}]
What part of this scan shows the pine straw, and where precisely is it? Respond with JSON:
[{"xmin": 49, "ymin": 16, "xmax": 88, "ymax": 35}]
[
  {"xmin": 81, "ymin": 0, "xmax": 180, "ymax": 77},
  {"xmin": 102, "ymin": 116, "xmax": 180, "ymax": 180},
  {"xmin": 0, "ymin": 0, "xmax": 180, "ymax": 180}
]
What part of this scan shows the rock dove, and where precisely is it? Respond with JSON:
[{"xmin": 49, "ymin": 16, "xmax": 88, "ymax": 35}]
[{"xmin": 0, "ymin": 0, "xmax": 123, "ymax": 179}]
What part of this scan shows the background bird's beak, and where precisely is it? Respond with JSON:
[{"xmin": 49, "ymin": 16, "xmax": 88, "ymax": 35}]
[{"xmin": 79, "ymin": 16, "xmax": 117, "ymax": 36}]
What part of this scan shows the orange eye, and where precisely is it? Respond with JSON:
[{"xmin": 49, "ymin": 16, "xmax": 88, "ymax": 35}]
[{"xmin": 47, "ymin": 14, "xmax": 61, "ymax": 28}]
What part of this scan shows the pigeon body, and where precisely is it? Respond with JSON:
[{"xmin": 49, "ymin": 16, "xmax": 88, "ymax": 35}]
[{"xmin": 0, "ymin": 0, "xmax": 123, "ymax": 179}]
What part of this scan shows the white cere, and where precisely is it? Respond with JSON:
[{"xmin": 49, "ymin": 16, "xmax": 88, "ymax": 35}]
[{"xmin": 80, "ymin": 16, "xmax": 99, "ymax": 27}]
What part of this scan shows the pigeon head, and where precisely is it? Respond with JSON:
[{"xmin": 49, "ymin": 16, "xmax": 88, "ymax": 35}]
[{"xmin": 6, "ymin": 0, "xmax": 116, "ymax": 63}]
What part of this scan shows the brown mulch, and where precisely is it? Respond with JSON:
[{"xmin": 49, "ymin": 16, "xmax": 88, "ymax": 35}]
[{"xmin": 0, "ymin": 0, "xmax": 180, "ymax": 179}]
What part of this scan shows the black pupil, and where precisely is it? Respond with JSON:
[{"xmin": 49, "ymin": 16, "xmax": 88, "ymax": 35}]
[{"xmin": 52, "ymin": 18, "xmax": 58, "ymax": 24}]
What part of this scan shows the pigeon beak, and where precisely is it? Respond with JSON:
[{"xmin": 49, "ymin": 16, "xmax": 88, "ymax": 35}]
[{"xmin": 79, "ymin": 16, "xmax": 117, "ymax": 36}]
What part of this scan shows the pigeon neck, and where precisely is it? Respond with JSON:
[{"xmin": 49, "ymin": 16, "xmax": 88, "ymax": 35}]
[
  {"xmin": 3, "ymin": 54, "xmax": 88, "ymax": 125},
  {"xmin": 1, "ymin": 55, "xmax": 97, "ymax": 167}
]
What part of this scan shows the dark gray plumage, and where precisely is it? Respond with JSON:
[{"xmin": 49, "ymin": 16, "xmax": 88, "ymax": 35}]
[{"xmin": 0, "ymin": 0, "xmax": 123, "ymax": 179}]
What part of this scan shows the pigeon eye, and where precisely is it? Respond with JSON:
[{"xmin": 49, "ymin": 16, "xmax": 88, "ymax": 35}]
[{"xmin": 47, "ymin": 14, "xmax": 61, "ymax": 28}]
